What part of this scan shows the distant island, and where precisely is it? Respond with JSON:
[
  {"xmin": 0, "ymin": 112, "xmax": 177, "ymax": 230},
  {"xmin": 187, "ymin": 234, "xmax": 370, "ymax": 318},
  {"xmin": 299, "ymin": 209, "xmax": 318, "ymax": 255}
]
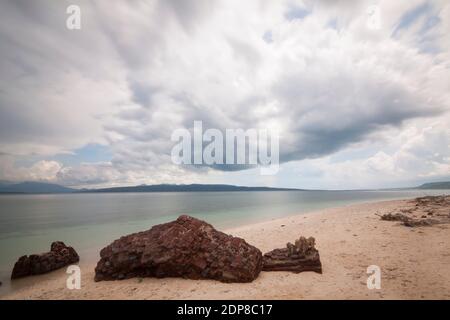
[
  {"xmin": 0, "ymin": 181, "xmax": 301, "ymax": 194},
  {"xmin": 0, "ymin": 180, "xmax": 449, "ymax": 194},
  {"xmin": 417, "ymin": 182, "xmax": 450, "ymax": 189},
  {"xmin": 78, "ymin": 184, "xmax": 301, "ymax": 193},
  {"xmin": 0, "ymin": 181, "xmax": 74, "ymax": 194}
]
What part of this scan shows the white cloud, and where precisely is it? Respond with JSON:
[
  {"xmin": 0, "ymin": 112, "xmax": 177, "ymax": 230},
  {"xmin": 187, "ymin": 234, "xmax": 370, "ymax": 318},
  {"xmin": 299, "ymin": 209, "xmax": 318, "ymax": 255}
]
[
  {"xmin": 0, "ymin": 158, "xmax": 61, "ymax": 182},
  {"xmin": 0, "ymin": 0, "xmax": 449, "ymax": 188}
]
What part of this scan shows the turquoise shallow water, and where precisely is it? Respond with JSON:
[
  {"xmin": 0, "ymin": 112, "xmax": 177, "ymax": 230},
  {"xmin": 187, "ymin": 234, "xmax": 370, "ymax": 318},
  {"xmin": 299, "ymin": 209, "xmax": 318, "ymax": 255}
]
[{"xmin": 0, "ymin": 189, "xmax": 449, "ymax": 295}]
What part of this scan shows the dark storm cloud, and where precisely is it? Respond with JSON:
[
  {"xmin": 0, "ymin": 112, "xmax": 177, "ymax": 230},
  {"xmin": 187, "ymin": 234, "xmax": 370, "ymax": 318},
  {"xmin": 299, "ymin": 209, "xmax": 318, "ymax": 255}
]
[{"xmin": 272, "ymin": 69, "xmax": 443, "ymax": 163}]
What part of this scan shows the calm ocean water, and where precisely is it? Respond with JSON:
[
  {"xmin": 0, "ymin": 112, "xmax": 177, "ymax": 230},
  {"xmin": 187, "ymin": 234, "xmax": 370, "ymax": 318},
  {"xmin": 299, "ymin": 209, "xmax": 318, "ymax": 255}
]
[{"xmin": 0, "ymin": 189, "xmax": 449, "ymax": 295}]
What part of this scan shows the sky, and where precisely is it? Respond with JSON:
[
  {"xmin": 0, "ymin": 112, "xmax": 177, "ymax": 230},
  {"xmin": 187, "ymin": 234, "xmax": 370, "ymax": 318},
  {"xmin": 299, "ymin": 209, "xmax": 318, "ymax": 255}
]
[{"xmin": 0, "ymin": 0, "xmax": 449, "ymax": 190}]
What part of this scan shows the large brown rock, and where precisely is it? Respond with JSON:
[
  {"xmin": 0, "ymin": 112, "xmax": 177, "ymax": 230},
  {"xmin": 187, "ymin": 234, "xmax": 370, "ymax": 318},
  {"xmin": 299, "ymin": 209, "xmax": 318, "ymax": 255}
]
[
  {"xmin": 94, "ymin": 215, "xmax": 263, "ymax": 283},
  {"xmin": 11, "ymin": 241, "xmax": 79, "ymax": 279},
  {"xmin": 263, "ymin": 236, "xmax": 322, "ymax": 274}
]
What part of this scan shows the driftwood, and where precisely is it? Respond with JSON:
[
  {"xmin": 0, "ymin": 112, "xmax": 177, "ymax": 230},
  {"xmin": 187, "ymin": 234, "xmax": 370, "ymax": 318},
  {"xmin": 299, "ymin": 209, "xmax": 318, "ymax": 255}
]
[{"xmin": 263, "ymin": 236, "xmax": 322, "ymax": 274}]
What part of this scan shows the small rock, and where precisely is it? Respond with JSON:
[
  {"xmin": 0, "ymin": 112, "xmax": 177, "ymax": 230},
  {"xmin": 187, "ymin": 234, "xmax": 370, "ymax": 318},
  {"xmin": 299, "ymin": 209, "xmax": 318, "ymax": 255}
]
[
  {"xmin": 11, "ymin": 241, "xmax": 79, "ymax": 279},
  {"xmin": 263, "ymin": 236, "xmax": 322, "ymax": 274}
]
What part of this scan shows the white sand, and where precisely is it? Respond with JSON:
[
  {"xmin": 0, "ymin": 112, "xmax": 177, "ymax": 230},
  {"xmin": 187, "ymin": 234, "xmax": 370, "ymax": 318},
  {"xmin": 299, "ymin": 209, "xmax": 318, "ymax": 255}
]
[{"xmin": 2, "ymin": 198, "xmax": 450, "ymax": 300}]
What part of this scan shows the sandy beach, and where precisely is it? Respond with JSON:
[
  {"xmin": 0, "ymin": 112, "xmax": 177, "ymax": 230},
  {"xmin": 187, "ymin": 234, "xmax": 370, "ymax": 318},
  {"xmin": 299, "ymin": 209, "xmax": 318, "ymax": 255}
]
[{"xmin": 2, "ymin": 197, "xmax": 450, "ymax": 300}]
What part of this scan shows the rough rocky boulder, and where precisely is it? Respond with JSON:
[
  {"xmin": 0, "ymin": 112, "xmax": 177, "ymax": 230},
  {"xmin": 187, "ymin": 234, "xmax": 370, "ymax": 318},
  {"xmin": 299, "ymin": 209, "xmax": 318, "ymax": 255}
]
[
  {"xmin": 11, "ymin": 241, "xmax": 79, "ymax": 279},
  {"xmin": 94, "ymin": 215, "xmax": 263, "ymax": 283},
  {"xmin": 263, "ymin": 236, "xmax": 322, "ymax": 273}
]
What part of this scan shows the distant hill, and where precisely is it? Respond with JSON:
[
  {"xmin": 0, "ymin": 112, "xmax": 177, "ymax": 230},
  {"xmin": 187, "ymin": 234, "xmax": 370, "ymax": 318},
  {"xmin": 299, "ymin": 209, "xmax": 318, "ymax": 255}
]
[
  {"xmin": 0, "ymin": 181, "xmax": 75, "ymax": 194},
  {"xmin": 2, "ymin": 180, "xmax": 447, "ymax": 194},
  {"xmin": 416, "ymin": 181, "xmax": 450, "ymax": 189},
  {"xmin": 0, "ymin": 182, "xmax": 300, "ymax": 194},
  {"xmin": 79, "ymin": 184, "xmax": 301, "ymax": 193}
]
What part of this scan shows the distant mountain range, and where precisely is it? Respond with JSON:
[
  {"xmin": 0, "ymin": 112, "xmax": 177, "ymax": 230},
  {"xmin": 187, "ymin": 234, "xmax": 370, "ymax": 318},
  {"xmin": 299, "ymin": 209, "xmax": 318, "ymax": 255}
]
[
  {"xmin": 0, "ymin": 181, "xmax": 74, "ymax": 194},
  {"xmin": 0, "ymin": 181, "xmax": 299, "ymax": 194},
  {"xmin": 0, "ymin": 180, "xmax": 449, "ymax": 194},
  {"xmin": 416, "ymin": 181, "xmax": 450, "ymax": 189},
  {"xmin": 79, "ymin": 184, "xmax": 300, "ymax": 193}
]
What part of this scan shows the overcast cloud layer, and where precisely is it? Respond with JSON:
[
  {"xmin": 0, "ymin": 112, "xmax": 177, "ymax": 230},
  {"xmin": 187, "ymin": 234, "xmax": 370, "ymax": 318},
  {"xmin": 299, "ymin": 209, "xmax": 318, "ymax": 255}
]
[{"xmin": 0, "ymin": 0, "xmax": 449, "ymax": 189}]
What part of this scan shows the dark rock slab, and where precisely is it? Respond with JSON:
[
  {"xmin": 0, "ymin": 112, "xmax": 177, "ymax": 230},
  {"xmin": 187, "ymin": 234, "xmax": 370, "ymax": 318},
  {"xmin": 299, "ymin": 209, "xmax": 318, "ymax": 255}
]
[
  {"xmin": 380, "ymin": 213, "xmax": 410, "ymax": 222},
  {"xmin": 263, "ymin": 236, "xmax": 322, "ymax": 274},
  {"xmin": 95, "ymin": 215, "xmax": 263, "ymax": 283},
  {"xmin": 11, "ymin": 241, "xmax": 79, "ymax": 279},
  {"xmin": 403, "ymin": 218, "xmax": 440, "ymax": 227}
]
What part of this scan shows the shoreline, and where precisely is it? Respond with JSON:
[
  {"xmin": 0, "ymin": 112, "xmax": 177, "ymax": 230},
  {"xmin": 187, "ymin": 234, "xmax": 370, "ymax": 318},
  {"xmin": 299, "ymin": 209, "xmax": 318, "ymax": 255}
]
[{"xmin": 2, "ymin": 197, "xmax": 450, "ymax": 300}]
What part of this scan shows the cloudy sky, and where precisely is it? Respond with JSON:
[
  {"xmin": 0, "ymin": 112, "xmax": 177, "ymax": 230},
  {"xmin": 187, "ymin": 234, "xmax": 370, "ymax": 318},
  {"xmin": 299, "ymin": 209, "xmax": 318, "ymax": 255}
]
[{"xmin": 0, "ymin": 0, "xmax": 449, "ymax": 189}]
